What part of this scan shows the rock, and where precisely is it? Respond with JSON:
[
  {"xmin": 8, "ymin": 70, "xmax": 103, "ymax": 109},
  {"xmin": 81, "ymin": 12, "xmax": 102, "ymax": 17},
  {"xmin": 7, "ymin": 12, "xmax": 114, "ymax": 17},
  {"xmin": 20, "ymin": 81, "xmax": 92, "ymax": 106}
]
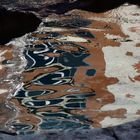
[
  {"xmin": 0, "ymin": 0, "xmax": 76, "ymax": 15},
  {"xmin": 113, "ymin": 120, "xmax": 140, "ymax": 140},
  {"xmin": 0, "ymin": 0, "xmax": 139, "ymax": 16},
  {"xmin": 0, "ymin": 120, "xmax": 140, "ymax": 139},
  {"xmin": 0, "ymin": 8, "xmax": 41, "ymax": 45}
]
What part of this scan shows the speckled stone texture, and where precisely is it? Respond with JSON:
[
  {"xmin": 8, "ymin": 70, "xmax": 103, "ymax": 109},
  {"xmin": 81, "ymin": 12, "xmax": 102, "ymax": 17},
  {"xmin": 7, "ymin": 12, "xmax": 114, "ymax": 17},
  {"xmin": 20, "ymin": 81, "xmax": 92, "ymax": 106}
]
[{"xmin": 1, "ymin": 120, "xmax": 140, "ymax": 140}]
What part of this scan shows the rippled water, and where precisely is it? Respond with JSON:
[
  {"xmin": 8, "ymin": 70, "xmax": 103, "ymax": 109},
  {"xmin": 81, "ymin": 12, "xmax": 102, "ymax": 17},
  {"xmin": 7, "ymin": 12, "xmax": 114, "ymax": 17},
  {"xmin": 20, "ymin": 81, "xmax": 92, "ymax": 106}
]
[
  {"xmin": 1, "ymin": 4, "xmax": 140, "ymax": 135},
  {"xmin": 5, "ymin": 16, "xmax": 98, "ymax": 134}
]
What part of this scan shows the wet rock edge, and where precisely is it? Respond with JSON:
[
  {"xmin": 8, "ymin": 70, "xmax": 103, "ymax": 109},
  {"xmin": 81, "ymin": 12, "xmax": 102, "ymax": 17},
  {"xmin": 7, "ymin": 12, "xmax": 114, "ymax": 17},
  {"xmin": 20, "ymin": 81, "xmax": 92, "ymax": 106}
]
[{"xmin": 0, "ymin": 119, "xmax": 140, "ymax": 140}]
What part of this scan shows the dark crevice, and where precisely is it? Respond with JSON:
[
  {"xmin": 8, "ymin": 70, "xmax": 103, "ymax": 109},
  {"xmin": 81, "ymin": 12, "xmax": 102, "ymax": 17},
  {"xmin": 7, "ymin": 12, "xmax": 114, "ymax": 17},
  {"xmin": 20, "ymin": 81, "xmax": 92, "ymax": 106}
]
[
  {"xmin": 108, "ymin": 128, "xmax": 119, "ymax": 140},
  {"xmin": 0, "ymin": 130, "xmax": 17, "ymax": 136},
  {"xmin": 76, "ymin": 0, "xmax": 140, "ymax": 13},
  {"xmin": 0, "ymin": 8, "xmax": 41, "ymax": 45},
  {"xmin": 112, "ymin": 132, "xmax": 119, "ymax": 140},
  {"xmin": 43, "ymin": 0, "xmax": 140, "ymax": 15}
]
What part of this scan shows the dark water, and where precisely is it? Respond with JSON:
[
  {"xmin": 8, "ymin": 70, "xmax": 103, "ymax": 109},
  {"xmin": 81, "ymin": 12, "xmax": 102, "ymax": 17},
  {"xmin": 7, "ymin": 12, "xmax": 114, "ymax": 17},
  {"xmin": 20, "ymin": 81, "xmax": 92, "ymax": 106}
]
[{"xmin": 5, "ymin": 17, "xmax": 97, "ymax": 134}]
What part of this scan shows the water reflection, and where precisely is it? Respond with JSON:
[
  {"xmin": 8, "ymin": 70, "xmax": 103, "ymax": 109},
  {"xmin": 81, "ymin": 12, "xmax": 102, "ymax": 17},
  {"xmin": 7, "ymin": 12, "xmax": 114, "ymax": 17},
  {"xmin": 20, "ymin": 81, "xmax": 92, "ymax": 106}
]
[{"xmin": 10, "ymin": 17, "xmax": 96, "ymax": 134}]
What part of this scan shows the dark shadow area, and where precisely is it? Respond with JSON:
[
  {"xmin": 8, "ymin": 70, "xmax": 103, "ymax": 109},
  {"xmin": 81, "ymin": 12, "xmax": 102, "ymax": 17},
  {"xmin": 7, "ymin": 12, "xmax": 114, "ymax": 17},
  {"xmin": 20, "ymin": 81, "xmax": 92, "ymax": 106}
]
[
  {"xmin": 0, "ymin": 8, "xmax": 41, "ymax": 45},
  {"xmin": 76, "ymin": 0, "xmax": 140, "ymax": 13},
  {"xmin": 0, "ymin": 130, "xmax": 17, "ymax": 136},
  {"xmin": 45, "ymin": 0, "xmax": 140, "ymax": 15},
  {"xmin": 0, "ymin": 1, "xmax": 139, "ymax": 44}
]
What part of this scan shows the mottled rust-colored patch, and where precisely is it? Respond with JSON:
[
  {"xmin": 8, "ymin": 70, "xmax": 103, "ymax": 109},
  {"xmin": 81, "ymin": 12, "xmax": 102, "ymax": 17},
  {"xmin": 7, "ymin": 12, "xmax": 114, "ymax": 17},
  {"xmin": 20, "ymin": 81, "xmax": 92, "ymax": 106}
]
[
  {"xmin": 45, "ymin": 52, "xmax": 60, "ymax": 57},
  {"xmin": 134, "ymin": 75, "xmax": 140, "ymax": 82},
  {"xmin": 126, "ymin": 51, "xmax": 133, "ymax": 56},
  {"xmin": 133, "ymin": 61, "xmax": 140, "ymax": 73},
  {"xmin": 16, "ymin": 115, "xmax": 41, "ymax": 131},
  {"xmin": 23, "ymin": 66, "xmax": 60, "ymax": 83},
  {"xmin": 136, "ymin": 110, "xmax": 140, "ymax": 115},
  {"xmin": 129, "ymin": 26, "xmax": 140, "ymax": 33},
  {"xmin": 125, "ymin": 94, "xmax": 135, "ymax": 98},
  {"xmin": 73, "ymin": 46, "xmax": 122, "ymax": 127},
  {"xmin": 136, "ymin": 43, "xmax": 140, "ymax": 47},
  {"xmin": 0, "ymin": 45, "xmax": 14, "ymax": 76},
  {"xmin": 0, "ymin": 45, "xmax": 16, "ymax": 131},
  {"xmin": 133, "ymin": 61, "xmax": 140, "ymax": 82}
]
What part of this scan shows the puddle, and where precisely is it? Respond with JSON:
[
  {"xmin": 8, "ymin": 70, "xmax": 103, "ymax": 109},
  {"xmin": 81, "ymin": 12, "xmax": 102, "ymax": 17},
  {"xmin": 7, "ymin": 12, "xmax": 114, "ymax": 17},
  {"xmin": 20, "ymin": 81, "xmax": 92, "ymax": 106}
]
[
  {"xmin": 0, "ymin": 4, "xmax": 140, "ymax": 135},
  {"xmin": 3, "ymin": 16, "xmax": 96, "ymax": 134}
]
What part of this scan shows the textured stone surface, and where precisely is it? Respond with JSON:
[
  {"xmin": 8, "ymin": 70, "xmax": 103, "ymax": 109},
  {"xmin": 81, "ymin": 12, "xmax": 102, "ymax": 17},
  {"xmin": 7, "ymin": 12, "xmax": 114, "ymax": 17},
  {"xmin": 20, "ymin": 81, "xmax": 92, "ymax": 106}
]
[
  {"xmin": 0, "ymin": 0, "xmax": 139, "ymax": 16},
  {"xmin": 0, "ymin": 0, "xmax": 76, "ymax": 14},
  {"xmin": 1, "ymin": 120, "xmax": 140, "ymax": 139}
]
